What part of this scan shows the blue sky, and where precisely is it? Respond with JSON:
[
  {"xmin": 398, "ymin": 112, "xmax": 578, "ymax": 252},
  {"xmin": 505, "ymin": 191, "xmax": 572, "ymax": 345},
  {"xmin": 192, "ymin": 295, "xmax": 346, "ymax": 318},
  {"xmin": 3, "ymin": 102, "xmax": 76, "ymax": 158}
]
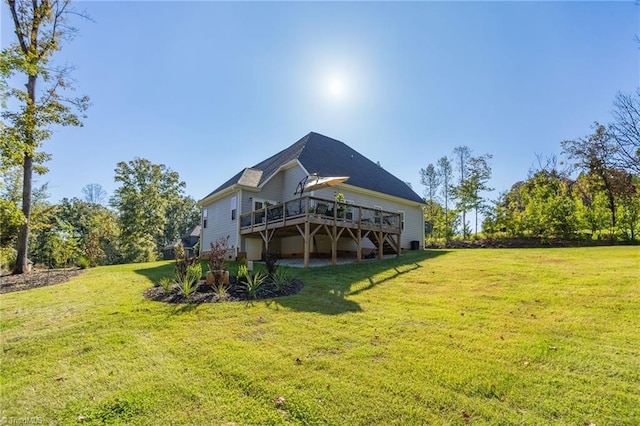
[{"xmin": 2, "ymin": 1, "xmax": 638, "ymax": 205}]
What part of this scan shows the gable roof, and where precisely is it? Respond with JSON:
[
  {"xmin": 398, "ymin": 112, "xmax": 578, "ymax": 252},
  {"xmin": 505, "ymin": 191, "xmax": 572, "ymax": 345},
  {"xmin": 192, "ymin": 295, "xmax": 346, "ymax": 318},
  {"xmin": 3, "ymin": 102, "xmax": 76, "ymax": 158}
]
[{"xmin": 203, "ymin": 132, "xmax": 424, "ymax": 204}]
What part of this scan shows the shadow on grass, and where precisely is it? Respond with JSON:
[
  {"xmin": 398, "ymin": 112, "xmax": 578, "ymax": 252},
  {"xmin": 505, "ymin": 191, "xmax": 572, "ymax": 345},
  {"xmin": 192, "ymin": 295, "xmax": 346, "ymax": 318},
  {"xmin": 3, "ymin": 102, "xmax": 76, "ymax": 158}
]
[
  {"xmin": 131, "ymin": 252, "xmax": 450, "ymax": 316},
  {"xmin": 274, "ymin": 250, "xmax": 450, "ymax": 315},
  {"xmin": 133, "ymin": 261, "xmax": 175, "ymax": 285}
]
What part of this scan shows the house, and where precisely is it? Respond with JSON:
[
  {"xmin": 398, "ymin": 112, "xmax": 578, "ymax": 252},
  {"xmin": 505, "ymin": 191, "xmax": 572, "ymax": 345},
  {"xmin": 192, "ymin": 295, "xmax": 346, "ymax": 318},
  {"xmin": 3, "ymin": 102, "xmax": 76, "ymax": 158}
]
[
  {"xmin": 199, "ymin": 132, "xmax": 425, "ymax": 267},
  {"xmin": 161, "ymin": 225, "xmax": 201, "ymax": 260}
]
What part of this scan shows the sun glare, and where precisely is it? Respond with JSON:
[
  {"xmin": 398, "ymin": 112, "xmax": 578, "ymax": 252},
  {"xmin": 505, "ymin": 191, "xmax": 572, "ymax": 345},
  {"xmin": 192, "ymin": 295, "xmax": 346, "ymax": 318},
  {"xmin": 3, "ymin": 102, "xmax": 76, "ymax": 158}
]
[{"xmin": 327, "ymin": 77, "xmax": 346, "ymax": 100}]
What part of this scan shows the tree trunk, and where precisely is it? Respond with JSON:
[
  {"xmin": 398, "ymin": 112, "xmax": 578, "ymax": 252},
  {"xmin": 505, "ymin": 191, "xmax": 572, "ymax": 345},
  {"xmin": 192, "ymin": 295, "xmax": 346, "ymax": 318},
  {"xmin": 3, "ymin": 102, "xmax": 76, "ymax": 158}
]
[
  {"xmin": 13, "ymin": 154, "xmax": 33, "ymax": 274},
  {"xmin": 12, "ymin": 74, "xmax": 37, "ymax": 274}
]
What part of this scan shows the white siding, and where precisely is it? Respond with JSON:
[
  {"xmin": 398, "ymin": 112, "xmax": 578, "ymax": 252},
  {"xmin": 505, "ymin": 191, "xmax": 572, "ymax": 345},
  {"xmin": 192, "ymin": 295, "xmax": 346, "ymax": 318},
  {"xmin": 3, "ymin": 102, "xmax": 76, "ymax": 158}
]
[
  {"xmin": 201, "ymin": 193, "xmax": 239, "ymax": 253},
  {"xmin": 283, "ymin": 166, "xmax": 308, "ymax": 198},
  {"xmin": 258, "ymin": 172, "xmax": 285, "ymax": 203}
]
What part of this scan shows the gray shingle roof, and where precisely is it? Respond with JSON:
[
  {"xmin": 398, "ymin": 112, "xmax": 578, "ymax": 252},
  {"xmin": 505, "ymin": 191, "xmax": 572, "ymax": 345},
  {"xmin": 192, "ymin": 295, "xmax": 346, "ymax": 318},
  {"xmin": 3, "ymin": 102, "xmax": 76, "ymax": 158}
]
[{"xmin": 202, "ymin": 132, "xmax": 424, "ymax": 204}]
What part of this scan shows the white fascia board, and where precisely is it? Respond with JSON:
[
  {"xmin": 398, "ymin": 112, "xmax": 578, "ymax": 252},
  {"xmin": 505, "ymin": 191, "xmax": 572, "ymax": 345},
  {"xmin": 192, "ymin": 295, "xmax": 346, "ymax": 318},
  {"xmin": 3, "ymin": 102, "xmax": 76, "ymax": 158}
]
[
  {"xmin": 258, "ymin": 159, "xmax": 306, "ymax": 189},
  {"xmin": 198, "ymin": 184, "xmax": 259, "ymax": 207}
]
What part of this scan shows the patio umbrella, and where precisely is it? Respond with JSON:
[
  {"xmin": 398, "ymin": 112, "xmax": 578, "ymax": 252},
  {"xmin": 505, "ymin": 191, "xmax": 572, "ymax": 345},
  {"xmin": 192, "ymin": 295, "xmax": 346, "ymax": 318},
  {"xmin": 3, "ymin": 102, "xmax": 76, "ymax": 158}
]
[{"xmin": 294, "ymin": 174, "xmax": 350, "ymax": 195}]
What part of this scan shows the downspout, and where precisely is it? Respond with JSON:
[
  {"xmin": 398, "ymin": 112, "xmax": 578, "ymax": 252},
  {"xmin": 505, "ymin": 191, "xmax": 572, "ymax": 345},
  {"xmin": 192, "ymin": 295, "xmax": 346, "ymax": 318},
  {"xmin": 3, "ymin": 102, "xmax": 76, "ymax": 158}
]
[
  {"xmin": 421, "ymin": 203, "xmax": 426, "ymax": 250},
  {"xmin": 236, "ymin": 187, "xmax": 242, "ymax": 260}
]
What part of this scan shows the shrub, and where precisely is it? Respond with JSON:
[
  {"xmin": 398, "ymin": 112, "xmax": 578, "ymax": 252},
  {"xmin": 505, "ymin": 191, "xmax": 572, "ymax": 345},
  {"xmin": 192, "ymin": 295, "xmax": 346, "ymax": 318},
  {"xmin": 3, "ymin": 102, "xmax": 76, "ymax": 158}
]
[
  {"xmin": 76, "ymin": 256, "xmax": 90, "ymax": 269},
  {"xmin": 175, "ymin": 263, "xmax": 201, "ymax": 297},
  {"xmin": 0, "ymin": 247, "xmax": 16, "ymax": 272},
  {"xmin": 214, "ymin": 281, "xmax": 229, "ymax": 300},
  {"xmin": 174, "ymin": 242, "xmax": 198, "ymax": 283},
  {"xmin": 237, "ymin": 264, "xmax": 267, "ymax": 299},
  {"xmin": 159, "ymin": 276, "xmax": 172, "ymax": 292},
  {"xmin": 239, "ymin": 271, "xmax": 267, "ymax": 300},
  {"xmin": 209, "ymin": 236, "xmax": 229, "ymax": 286},
  {"xmin": 265, "ymin": 252, "xmax": 278, "ymax": 276},
  {"xmin": 237, "ymin": 264, "xmax": 250, "ymax": 283},
  {"xmin": 271, "ymin": 268, "xmax": 291, "ymax": 292}
]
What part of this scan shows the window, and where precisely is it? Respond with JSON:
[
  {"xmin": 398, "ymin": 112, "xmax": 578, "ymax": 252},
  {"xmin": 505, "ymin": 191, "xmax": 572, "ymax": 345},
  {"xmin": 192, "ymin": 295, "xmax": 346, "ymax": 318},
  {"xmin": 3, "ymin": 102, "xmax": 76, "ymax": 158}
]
[
  {"xmin": 203, "ymin": 208, "xmax": 208, "ymax": 229},
  {"xmin": 253, "ymin": 199, "xmax": 275, "ymax": 211},
  {"xmin": 231, "ymin": 196, "xmax": 237, "ymax": 221},
  {"xmin": 398, "ymin": 210, "xmax": 405, "ymax": 230}
]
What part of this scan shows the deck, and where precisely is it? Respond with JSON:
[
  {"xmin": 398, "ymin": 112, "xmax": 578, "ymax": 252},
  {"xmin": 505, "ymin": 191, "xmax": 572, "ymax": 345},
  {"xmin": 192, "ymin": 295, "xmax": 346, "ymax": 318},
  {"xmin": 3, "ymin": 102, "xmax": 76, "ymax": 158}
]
[{"xmin": 239, "ymin": 196, "xmax": 402, "ymax": 267}]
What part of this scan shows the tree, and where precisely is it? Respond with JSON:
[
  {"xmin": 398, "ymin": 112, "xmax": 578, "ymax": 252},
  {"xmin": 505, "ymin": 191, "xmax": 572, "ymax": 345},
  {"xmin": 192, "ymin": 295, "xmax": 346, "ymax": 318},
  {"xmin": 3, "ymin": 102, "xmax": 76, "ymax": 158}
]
[
  {"xmin": 420, "ymin": 164, "xmax": 440, "ymax": 203},
  {"xmin": 420, "ymin": 163, "xmax": 441, "ymax": 238},
  {"xmin": 437, "ymin": 156, "xmax": 454, "ymax": 240},
  {"xmin": 111, "ymin": 158, "xmax": 185, "ymax": 263},
  {"xmin": 1, "ymin": 0, "xmax": 90, "ymax": 274},
  {"xmin": 572, "ymin": 174, "xmax": 610, "ymax": 239},
  {"xmin": 57, "ymin": 197, "xmax": 119, "ymax": 265},
  {"xmin": 616, "ymin": 174, "xmax": 640, "ymax": 241},
  {"xmin": 467, "ymin": 154, "xmax": 493, "ymax": 235},
  {"xmin": 452, "ymin": 146, "xmax": 473, "ymax": 238},
  {"xmin": 610, "ymin": 89, "xmax": 640, "ymax": 176},
  {"xmin": 162, "ymin": 195, "xmax": 200, "ymax": 248},
  {"xmin": 562, "ymin": 124, "xmax": 624, "ymax": 236},
  {"xmin": 1, "ymin": 165, "xmax": 49, "ymax": 250},
  {"xmin": 82, "ymin": 183, "xmax": 107, "ymax": 205}
]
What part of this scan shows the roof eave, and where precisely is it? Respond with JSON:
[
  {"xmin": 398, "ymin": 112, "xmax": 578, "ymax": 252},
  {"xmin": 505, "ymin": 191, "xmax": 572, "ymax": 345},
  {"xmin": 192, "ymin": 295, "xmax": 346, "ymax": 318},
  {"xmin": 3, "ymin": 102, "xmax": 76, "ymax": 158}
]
[{"xmin": 198, "ymin": 184, "xmax": 260, "ymax": 207}]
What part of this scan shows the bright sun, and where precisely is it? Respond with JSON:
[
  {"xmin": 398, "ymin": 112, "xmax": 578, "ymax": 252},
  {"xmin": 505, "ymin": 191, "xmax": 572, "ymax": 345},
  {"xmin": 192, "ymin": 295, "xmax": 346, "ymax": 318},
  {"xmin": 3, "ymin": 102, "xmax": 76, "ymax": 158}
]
[{"xmin": 327, "ymin": 77, "xmax": 346, "ymax": 99}]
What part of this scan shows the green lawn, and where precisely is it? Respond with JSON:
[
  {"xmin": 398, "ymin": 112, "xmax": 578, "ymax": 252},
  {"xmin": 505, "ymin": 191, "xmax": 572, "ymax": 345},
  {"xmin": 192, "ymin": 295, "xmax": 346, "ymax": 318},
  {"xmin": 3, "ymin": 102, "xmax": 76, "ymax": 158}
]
[{"xmin": 1, "ymin": 247, "xmax": 639, "ymax": 425}]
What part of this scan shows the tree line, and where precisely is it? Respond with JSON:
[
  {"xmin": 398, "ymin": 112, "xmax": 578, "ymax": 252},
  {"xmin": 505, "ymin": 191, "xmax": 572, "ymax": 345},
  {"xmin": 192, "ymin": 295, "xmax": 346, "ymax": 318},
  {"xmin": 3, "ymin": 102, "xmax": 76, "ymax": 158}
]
[
  {"xmin": 1, "ymin": 158, "xmax": 200, "ymax": 270},
  {"xmin": 421, "ymin": 90, "xmax": 640, "ymax": 243}
]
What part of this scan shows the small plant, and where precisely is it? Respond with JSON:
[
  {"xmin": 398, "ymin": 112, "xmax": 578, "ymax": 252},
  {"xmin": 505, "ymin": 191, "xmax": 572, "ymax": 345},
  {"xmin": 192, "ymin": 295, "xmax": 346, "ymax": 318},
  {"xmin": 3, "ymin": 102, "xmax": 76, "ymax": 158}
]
[
  {"xmin": 76, "ymin": 256, "xmax": 90, "ymax": 269},
  {"xmin": 271, "ymin": 268, "xmax": 291, "ymax": 292},
  {"xmin": 237, "ymin": 264, "xmax": 250, "ymax": 282},
  {"xmin": 239, "ymin": 270, "xmax": 267, "ymax": 300},
  {"xmin": 175, "ymin": 263, "xmax": 201, "ymax": 297},
  {"xmin": 159, "ymin": 276, "xmax": 172, "ymax": 292},
  {"xmin": 214, "ymin": 281, "xmax": 229, "ymax": 300}
]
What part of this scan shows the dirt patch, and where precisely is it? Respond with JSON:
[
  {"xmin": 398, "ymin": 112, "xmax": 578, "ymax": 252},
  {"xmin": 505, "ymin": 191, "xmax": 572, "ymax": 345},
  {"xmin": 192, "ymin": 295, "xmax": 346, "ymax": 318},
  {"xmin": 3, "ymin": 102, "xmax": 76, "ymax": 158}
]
[
  {"xmin": 0, "ymin": 269, "xmax": 86, "ymax": 294},
  {"xmin": 144, "ymin": 277, "xmax": 304, "ymax": 304}
]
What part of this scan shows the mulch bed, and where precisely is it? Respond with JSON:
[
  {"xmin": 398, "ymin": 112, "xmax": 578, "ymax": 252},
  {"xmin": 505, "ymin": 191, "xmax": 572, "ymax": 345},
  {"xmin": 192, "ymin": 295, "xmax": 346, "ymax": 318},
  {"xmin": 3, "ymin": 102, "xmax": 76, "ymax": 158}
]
[
  {"xmin": 144, "ymin": 277, "xmax": 304, "ymax": 304},
  {"xmin": 0, "ymin": 269, "xmax": 86, "ymax": 294},
  {"xmin": 426, "ymin": 238, "xmax": 622, "ymax": 249}
]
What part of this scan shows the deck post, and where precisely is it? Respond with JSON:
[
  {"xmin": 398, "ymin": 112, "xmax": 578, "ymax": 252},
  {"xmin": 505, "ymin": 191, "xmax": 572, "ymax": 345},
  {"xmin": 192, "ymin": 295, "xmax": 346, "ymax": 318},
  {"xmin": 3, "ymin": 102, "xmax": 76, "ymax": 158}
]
[
  {"xmin": 331, "ymin": 224, "xmax": 337, "ymax": 265},
  {"xmin": 378, "ymin": 231, "xmax": 384, "ymax": 260},
  {"xmin": 304, "ymin": 220, "xmax": 310, "ymax": 268}
]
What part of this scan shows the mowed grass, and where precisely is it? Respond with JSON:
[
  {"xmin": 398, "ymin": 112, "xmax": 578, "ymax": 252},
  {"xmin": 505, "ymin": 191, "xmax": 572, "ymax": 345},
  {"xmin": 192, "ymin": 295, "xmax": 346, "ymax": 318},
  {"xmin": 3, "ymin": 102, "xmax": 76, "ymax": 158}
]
[{"xmin": 1, "ymin": 247, "xmax": 638, "ymax": 425}]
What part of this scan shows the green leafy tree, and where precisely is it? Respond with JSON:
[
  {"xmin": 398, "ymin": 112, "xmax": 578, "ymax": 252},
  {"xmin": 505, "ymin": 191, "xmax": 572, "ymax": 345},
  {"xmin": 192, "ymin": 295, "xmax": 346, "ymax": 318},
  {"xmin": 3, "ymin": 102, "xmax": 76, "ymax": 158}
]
[
  {"xmin": 1, "ymin": 0, "xmax": 90, "ymax": 274},
  {"xmin": 467, "ymin": 154, "xmax": 493, "ymax": 236},
  {"xmin": 572, "ymin": 174, "xmax": 610, "ymax": 239},
  {"xmin": 162, "ymin": 195, "xmax": 200, "ymax": 248},
  {"xmin": 616, "ymin": 175, "xmax": 640, "ymax": 241},
  {"xmin": 562, "ymin": 124, "xmax": 626, "ymax": 237},
  {"xmin": 452, "ymin": 146, "xmax": 472, "ymax": 237},
  {"xmin": 488, "ymin": 167, "xmax": 577, "ymax": 240},
  {"xmin": 57, "ymin": 197, "xmax": 119, "ymax": 266},
  {"xmin": 1, "ymin": 166, "xmax": 50, "ymax": 252},
  {"xmin": 420, "ymin": 163, "xmax": 441, "ymax": 238},
  {"xmin": 437, "ymin": 156, "xmax": 455, "ymax": 240},
  {"xmin": 111, "ymin": 158, "xmax": 186, "ymax": 263}
]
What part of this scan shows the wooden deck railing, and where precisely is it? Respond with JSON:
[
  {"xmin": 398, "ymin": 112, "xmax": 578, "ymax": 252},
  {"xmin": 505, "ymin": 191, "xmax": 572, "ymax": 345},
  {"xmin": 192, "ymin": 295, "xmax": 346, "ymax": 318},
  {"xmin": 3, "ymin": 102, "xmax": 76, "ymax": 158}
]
[{"xmin": 239, "ymin": 196, "xmax": 401, "ymax": 233}]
